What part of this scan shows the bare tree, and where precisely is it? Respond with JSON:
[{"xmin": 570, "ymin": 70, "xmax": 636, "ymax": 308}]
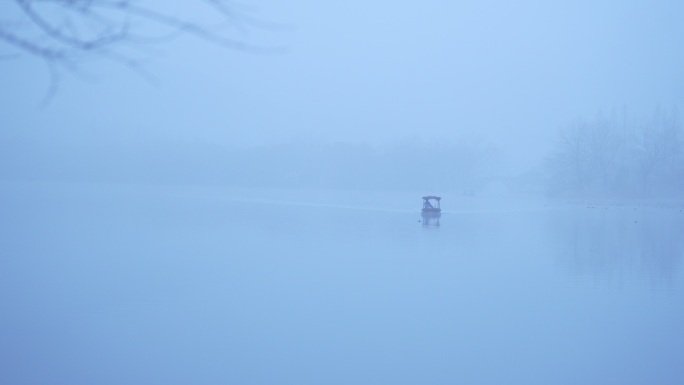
[
  {"xmin": 0, "ymin": 1, "xmax": 281, "ymax": 98},
  {"xmin": 634, "ymin": 107, "xmax": 682, "ymax": 195},
  {"xmin": 546, "ymin": 108, "xmax": 682, "ymax": 199},
  {"xmin": 546, "ymin": 112, "xmax": 625, "ymax": 197},
  {"xmin": 588, "ymin": 113, "xmax": 624, "ymax": 188},
  {"xmin": 545, "ymin": 119, "xmax": 593, "ymax": 195}
]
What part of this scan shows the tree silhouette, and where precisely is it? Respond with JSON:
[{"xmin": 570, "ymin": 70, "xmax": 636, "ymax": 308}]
[
  {"xmin": 546, "ymin": 108, "xmax": 682, "ymax": 198},
  {"xmin": 0, "ymin": 1, "xmax": 279, "ymax": 98}
]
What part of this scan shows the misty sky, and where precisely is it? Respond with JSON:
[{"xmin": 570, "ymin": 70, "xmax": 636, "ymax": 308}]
[{"xmin": 2, "ymin": 0, "xmax": 683, "ymax": 172}]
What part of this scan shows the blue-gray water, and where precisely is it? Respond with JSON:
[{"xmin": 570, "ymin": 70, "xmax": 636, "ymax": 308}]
[{"xmin": 2, "ymin": 182, "xmax": 683, "ymax": 385}]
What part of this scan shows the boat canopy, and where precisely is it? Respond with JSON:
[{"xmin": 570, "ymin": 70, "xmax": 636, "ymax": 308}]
[{"xmin": 422, "ymin": 196, "xmax": 441, "ymax": 200}]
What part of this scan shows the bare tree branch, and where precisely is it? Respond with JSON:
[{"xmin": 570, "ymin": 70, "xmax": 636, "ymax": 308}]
[{"xmin": 0, "ymin": 0, "xmax": 284, "ymax": 97}]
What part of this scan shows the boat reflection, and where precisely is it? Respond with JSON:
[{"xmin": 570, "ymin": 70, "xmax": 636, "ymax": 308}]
[{"xmin": 421, "ymin": 212, "xmax": 441, "ymax": 227}]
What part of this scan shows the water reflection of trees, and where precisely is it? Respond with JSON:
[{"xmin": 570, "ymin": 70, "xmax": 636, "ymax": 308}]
[{"xmin": 548, "ymin": 207, "xmax": 684, "ymax": 286}]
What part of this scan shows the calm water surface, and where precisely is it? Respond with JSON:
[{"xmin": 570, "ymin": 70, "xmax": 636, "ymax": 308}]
[{"xmin": 1, "ymin": 182, "xmax": 683, "ymax": 385}]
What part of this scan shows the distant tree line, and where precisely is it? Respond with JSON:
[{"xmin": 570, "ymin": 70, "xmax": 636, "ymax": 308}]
[
  {"xmin": 243, "ymin": 137, "xmax": 501, "ymax": 192},
  {"xmin": 546, "ymin": 108, "xmax": 683, "ymax": 199},
  {"xmin": 0, "ymin": 136, "xmax": 500, "ymax": 193}
]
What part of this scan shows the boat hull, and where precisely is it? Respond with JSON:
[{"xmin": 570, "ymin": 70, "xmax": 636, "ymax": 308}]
[{"xmin": 421, "ymin": 208, "xmax": 441, "ymax": 214}]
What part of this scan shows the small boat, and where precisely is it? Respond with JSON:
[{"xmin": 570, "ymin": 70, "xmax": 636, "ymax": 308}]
[{"xmin": 421, "ymin": 196, "xmax": 441, "ymax": 213}]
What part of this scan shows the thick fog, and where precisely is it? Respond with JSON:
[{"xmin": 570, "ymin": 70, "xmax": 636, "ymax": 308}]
[
  {"xmin": 2, "ymin": 1, "xmax": 684, "ymax": 384},
  {"xmin": 3, "ymin": 0, "xmax": 684, "ymax": 178}
]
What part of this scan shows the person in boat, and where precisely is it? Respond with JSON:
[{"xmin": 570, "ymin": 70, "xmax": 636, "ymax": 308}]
[{"xmin": 424, "ymin": 199, "xmax": 433, "ymax": 209}]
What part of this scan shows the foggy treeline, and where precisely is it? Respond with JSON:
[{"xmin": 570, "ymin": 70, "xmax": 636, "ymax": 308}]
[
  {"xmin": 3, "ymin": 108, "xmax": 683, "ymax": 200},
  {"xmin": 546, "ymin": 108, "xmax": 683, "ymax": 199},
  {"xmin": 0, "ymin": 136, "xmax": 500, "ymax": 192},
  {"xmin": 239, "ymin": 138, "xmax": 501, "ymax": 191}
]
